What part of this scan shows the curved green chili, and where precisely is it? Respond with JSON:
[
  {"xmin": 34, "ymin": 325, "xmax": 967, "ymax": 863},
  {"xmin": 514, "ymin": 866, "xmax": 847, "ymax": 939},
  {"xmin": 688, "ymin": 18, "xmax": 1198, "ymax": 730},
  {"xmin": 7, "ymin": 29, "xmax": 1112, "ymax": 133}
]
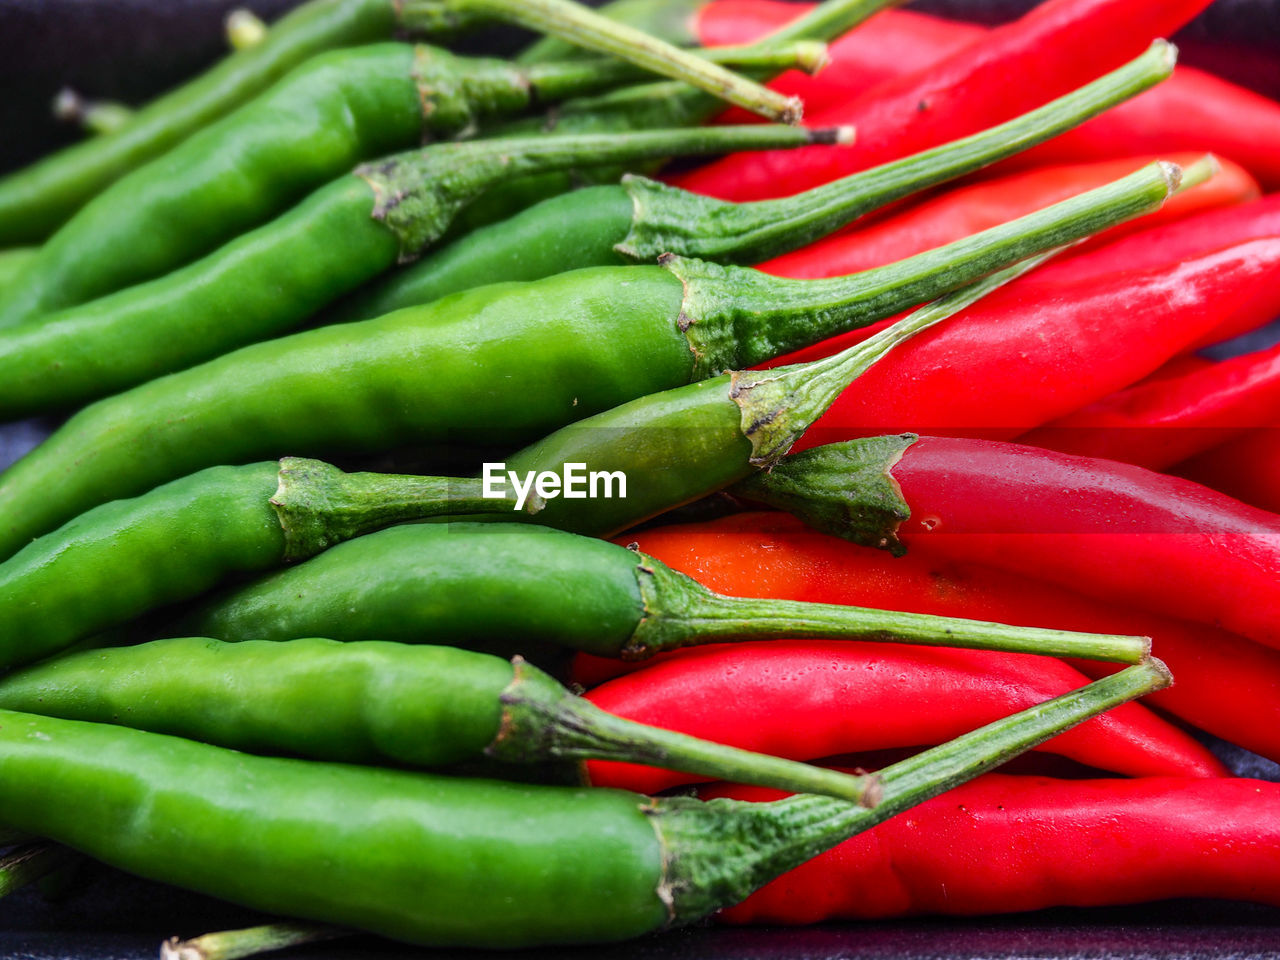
[
  {"xmin": 0, "ymin": 0, "xmax": 785, "ymax": 248},
  {"xmin": 0, "ymin": 664, "xmax": 1169, "ymax": 947},
  {"xmin": 0, "ymin": 42, "xmax": 815, "ymax": 328},
  {"xmin": 0, "ymin": 162, "xmax": 1171, "ymax": 558},
  {"xmin": 336, "ymin": 42, "xmax": 1173, "ymax": 321},
  {"xmin": 0, "ymin": 249, "xmax": 36, "ymax": 293},
  {"xmin": 0, "ymin": 636, "xmax": 886, "ymax": 803},
  {"xmin": 0, "ymin": 459, "xmax": 512, "ymax": 671},
  {"xmin": 174, "ymin": 523, "xmax": 1148, "ymax": 664},
  {"xmin": 0, "ymin": 122, "xmax": 825, "ymax": 422}
]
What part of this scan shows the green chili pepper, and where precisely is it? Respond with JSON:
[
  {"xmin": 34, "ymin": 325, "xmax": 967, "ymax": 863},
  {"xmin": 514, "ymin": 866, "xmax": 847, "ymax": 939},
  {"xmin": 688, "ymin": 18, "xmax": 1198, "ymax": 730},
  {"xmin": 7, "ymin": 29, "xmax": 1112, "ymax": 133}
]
[
  {"xmin": 0, "ymin": 636, "xmax": 888, "ymax": 802},
  {"xmin": 0, "ymin": 249, "xmax": 36, "ymax": 293},
  {"xmin": 0, "ymin": 161, "xmax": 1171, "ymax": 559},
  {"xmin": 336, "ymin": 43, "xmax": 1174, "ymax": 321},
  {"xmin": 0, "ymin": 121, "xmax": 826, "ymax": 422},
  {"xmin": 0, "ymin": 43, "xmax": 818, "ymax": 329},
  {"xmin": 0, "ymin": 459, "xmax": 516, "ymax": 671},
  {"xmin": 0, "ymin": 663, "xmax": 1170, "ymax": 947},
  {"xmin": 0, "ymin": 0, "xmax": 788, "ymax": 247},
  {"xmin": 174, "ymin": 523, "xmax": 1149, "ymax": 664}
]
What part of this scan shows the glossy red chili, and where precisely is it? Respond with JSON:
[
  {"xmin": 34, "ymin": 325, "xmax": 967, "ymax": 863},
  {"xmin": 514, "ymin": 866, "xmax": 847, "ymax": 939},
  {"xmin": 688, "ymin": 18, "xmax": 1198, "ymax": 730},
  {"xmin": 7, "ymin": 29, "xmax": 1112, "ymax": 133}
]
[
  {"xmin": 1021, "ymin": 341, "xmax": 1280, "ymax": 470},
  {"xmin": 696, "ymin": 3, "xmax": 1280, "ymax": 192},
  {"xmin": 774, "ymin": 238, "xmax": 1280, "ymax": 444},
  {"xmin": 574, "ymin": 512, "xmax": 1276, "ymax": 763},
  {"xmin": 704, "ymin": 774, "xmax": 1280, "ymax": 922},
  {"xmin": 1177, "ymin": 428, "xmax": 1280, "ymax": 516},
  {"xmin": 760, "ymin": 153, "xmax": 1258, "ymax": 280},
  {"xmin": 757, "ymin": 436, "xmax": 1280, "ymax": 653},
  {"xmin": 672, "ymin": 0, "xmax": 1212, "ymax": 201},
  {"xmin": 581, "ymin": 639, "xmax": 1225, "ymax": 795}
]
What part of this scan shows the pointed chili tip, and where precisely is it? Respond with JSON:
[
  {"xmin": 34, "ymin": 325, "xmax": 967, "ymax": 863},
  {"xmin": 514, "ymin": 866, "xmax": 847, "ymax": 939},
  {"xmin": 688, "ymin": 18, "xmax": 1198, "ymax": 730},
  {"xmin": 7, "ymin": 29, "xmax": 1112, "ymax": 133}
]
[{"xmin": 781, "ymin": 96, "xmax": 805, "ymax": 126}]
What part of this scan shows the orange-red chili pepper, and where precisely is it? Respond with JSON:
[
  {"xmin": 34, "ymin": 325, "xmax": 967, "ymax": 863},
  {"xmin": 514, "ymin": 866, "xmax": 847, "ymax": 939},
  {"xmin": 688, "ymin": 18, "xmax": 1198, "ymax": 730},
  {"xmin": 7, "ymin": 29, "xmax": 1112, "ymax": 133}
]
[
  {"xmin": 760, "ymin": 154, "xmax": 1258, "ymax": 280},
  {"xmin": 575, "ymin": 512, "xmax": 1271, "ymax": 763},
  {"xmin": 673, "ymin": 0, "xmax": 1213, "ymax": 201},
  {"xmin": 703, "ymin": 774, "xmax": 1280, "ymax": 923},
  {"xmin": 581, "ymin": 638, "xmax": 1225, "ymax": 794}
]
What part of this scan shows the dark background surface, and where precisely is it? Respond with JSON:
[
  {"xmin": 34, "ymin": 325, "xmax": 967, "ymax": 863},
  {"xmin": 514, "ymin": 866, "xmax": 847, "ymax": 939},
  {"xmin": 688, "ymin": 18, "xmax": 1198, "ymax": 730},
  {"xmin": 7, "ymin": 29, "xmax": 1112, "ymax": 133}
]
[{"xmin": 3, "ymin": 0, "xmax": 1280, "ymax": 956}]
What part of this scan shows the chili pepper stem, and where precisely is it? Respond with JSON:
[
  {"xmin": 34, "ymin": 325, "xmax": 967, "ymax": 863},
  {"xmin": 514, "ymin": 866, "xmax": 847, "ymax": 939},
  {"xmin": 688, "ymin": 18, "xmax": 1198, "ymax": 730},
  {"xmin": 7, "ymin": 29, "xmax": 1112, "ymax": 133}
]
[
  {"xmin": 655, "ymin": 659, "xmax": 1172, "ymax": 924},
  {"xmin": 402, "ymin": 0, "xmax": 801, "ymax": 122},
  {"xmin": 624, "ymin": 544, "xmax": 1151, "ymax": 663},
  {"xmin": 489, "ymin": 657, "xmax": 881, "ymax": 806},
  {"xmin": 617, "ymin": 41, "xmax": 1177, "ymax": 264},
  {"xmin": 0, "ymin": 842, "xmax": 77, "ymax": 898},
  {"xmin": 161, "ymin": 922, "xmax": 349, "ymax": 960},
  {"xmin": 665, "ymin": 160, "xmax": 1180, "ymax": 377},
  {"xmin": 270, "ymin": 458, "xmax": 525, "ymax": 562},
  {"xmin": 359, "ymin": 124, "xmax": 845, "ymax": 261}
]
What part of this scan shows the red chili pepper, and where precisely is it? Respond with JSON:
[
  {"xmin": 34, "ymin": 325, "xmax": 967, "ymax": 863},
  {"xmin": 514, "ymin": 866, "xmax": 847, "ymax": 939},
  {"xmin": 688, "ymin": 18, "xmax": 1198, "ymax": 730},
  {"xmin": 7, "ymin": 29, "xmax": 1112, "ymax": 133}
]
[
  {"xmin": 1177, "ymin": 428, "xmax": 1280, "ymax": 516},
  {"xmin": 575, "ymin": 512, "xmax": 1268, "ymax": 763},
  {"xmin": 771, "ymin": 238, "xmax": 1280, "ymax": 444},
  {"xmin": 702, "ymin": 774, "xmax": 1280, "ymax": 923},
  {"xmin": 746, "ymin": 436, "xmax": 1280, "ymax": 654},
  {"xmin": 1020, "ymin": 340, "xmax": 1280, "ymax": 470},
  {"xmin": 672, "ymin": 0, "xmax": 1213, "ymax": 201},
  {"xmin": 1005, "ymin": 63, "xmax": 1280, "ymax": 190},
  {"xmin": 759, "ymin": 153, "xmax": 1258, "ymax": 280},
  {"xmin": 581, "ymin": 638, "xmax": 1225, "ymax": 795},
  {"xmin": 707, "ymin": 5, "xmax": 983, "ymax": 124}
]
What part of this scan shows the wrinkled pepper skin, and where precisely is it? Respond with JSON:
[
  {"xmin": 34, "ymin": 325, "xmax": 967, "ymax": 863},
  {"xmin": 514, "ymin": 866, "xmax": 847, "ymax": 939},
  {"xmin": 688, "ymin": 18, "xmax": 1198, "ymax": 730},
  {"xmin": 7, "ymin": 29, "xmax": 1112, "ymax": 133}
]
[
  {"xmin": 707, "ymin": 775, "xmax": 1280, "ymax": 923},
  {"xmin": 0, "ymin": 0, "xmax": 399, "ymax": 245}
]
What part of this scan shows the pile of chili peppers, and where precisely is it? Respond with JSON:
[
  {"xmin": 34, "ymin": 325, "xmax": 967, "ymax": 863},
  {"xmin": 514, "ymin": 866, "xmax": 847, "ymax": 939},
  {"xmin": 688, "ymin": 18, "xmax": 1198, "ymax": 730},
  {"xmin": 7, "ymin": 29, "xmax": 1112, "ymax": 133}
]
[{"xmin": 0, "ymin": 0, "xmax": 1277, "ymax": 952}]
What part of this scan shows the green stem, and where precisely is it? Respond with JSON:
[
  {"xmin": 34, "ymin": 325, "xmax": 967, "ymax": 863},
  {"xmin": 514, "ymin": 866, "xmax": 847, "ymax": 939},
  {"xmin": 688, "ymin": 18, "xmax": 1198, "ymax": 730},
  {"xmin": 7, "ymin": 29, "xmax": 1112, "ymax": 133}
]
[
  {"xmin": 669, "ymin": 159, "xmax": 1179, "ymax": 379},
  {"xmin": 528, "ymin": 40, "xmax": 830, "ymax": 101},
  {"xmin": 488, "ymin": 658, "xmax": 880, "ymax": 805},
  {"xmin": 52, "ymin": 89, "xmax": 135, "ymax": 137},
  {"xmin": 269, "ymin": 458, "xmax": 523, "ymax": 562},
  {"xmin": 404, "ymin": 0, "xmax": 802, "ymax": 122},
  {"xmin": 618, "ymin": 40, "xmax": 1176, "ymax": 264},
  {"xmin": 225, "ymin": 9, "xmax": 269, "ymax": 50},
  {"xmin": 0, "ymin": 842, "xmax": 77, "ymax": 897},
  {"xmin": 161, "ymin": 923, "xmax": 349, "ymax": 960},
  {"xmin": 519, "ymin": 0, "xmax": 705, "ymax": 62},
  {"xmin": 627, "ymin": 546, "xmax": 1150, "ymax": 663},
  {"xmin": 658, "ymin": 659, "xmax": 1172, "ymax": 924},
  {"xmin": 1176, "ymin": 153, "xmax": 1219, "ymax": 193},
  {"xmin": 756, "ymin": 0, "xmax": 905, "ymax": 47},
  {"xmin": 358, "ymin": 123, "xmax": 844, "ymax": 260}
]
